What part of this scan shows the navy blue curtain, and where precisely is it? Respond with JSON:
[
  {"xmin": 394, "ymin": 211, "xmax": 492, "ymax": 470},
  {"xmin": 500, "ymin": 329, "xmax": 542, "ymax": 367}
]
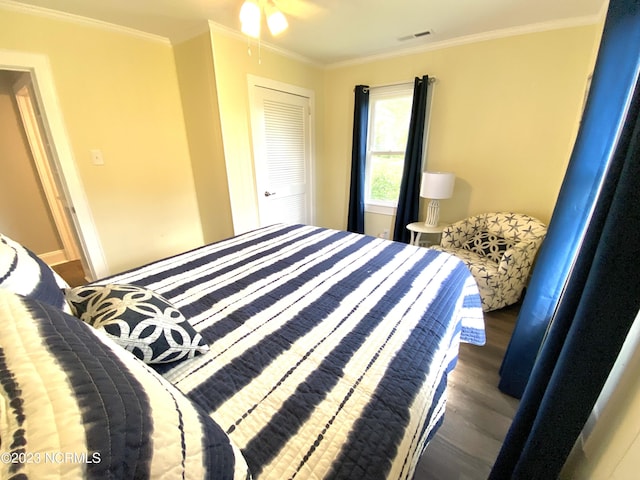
[
  {"xmin": 347, "ymin": 85, "xmax": 369, "ymax": 234},
  {"xmin": 393, "ymin": 75, "xmax": 430, "ymax": 243},
  {"xmin": 499, "ymin": 0, "xmax": 640, "ymax": 398},
  {"xmin": 491, "ymin": 0, "xmax": 640, "ymax": 477}
]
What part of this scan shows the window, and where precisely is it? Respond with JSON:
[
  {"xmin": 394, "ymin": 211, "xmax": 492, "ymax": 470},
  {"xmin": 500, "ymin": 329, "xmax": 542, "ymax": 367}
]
[{"xmin": 365, "ymin": 84, "xmax": 413, "ymax": 214}]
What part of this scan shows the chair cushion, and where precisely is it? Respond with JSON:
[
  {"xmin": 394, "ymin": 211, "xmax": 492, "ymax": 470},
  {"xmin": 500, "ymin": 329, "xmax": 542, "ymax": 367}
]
[
  {"xmin": 462, "ymin": 231, "xmax": 513, "ymax": 262},
  {"xmin": 431, "ymin": 246, "xmax": 503, "ymax": 311}
]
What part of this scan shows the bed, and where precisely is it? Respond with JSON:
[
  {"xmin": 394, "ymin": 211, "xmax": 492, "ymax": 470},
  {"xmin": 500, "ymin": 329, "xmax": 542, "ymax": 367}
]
[{"xmin": 0, "ymin": 223, "xmax": 484, "ymax": 479}]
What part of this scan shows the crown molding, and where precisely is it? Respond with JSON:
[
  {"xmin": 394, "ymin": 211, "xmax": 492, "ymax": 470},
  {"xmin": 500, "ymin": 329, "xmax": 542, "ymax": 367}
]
[
  {"xmin": 0, "ymin": 0, "xmax": 170, "ymax": 45},
  {"xmin": 169, "ymin": 21, "xmax": 211, "ymax": 46},
  {"xmin": 326, "ymin": 14, "xmax": 603, "ymax": 70},
  {"xmin": 0, "ymin": 0, "xmax": 605, "ymax": 70}
]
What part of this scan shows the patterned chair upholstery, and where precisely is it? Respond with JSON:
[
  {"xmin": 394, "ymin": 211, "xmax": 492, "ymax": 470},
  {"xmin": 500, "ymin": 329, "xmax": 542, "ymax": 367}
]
[{"xmin": 431, "ymin": 212, "xmax": 547, "ymax": 312}]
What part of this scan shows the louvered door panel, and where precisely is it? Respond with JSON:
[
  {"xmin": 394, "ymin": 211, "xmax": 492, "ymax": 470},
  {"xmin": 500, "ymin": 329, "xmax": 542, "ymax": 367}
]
[
  {"xmin": 264, "ymin": 100, "xmax": 305, "ymax": 187},
  {"xmin": 251, "ymin": 86, "xmax": 311, "ymax": 227}
]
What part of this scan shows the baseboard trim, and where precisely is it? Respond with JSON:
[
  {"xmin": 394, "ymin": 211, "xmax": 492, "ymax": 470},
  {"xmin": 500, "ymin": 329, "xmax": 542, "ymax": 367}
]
[{"xmin": 39, "ymin": 249, "xmax": 68, "ymax": 266}]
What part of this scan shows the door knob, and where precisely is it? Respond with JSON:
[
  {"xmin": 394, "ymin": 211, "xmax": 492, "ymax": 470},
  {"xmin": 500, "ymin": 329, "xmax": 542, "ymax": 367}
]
[{"xmin": 264, "ymin": 191, "xmax": 276, "ymax": 197}]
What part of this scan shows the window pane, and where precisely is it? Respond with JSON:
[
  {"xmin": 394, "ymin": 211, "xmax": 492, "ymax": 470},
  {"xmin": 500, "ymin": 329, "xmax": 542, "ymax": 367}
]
[
  {"xmin": 372, "ymin": 97, "xmax": 412, "ymax": 151},
  {"xmin": 369, "ymin": 154, "xmax": 404, "ymax": 203}
]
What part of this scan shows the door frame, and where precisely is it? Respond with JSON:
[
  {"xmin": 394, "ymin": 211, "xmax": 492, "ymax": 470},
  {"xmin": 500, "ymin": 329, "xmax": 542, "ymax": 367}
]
[
  {"xmin": 247, "ymin": 75, "xmax": 316, "ymax": 226},
  {"xmin": 12, "ymin": 73, "xmax": 81, "ymax": 263},
  {"xmin": 0, "ymin": 49, "xmax": 108, "ymax": 280}
]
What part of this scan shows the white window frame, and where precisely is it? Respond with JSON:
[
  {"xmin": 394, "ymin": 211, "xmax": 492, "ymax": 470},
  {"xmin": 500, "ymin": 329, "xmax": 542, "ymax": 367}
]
[{"xmin": 364, "ymin": 83, "xmax": 414, "ymax": 216}]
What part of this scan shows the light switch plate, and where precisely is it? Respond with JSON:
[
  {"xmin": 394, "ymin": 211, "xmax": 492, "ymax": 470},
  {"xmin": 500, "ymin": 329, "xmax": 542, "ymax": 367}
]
[{"xmin": 90, "ymin": 149, "xmax": 104, "ymax": 166}]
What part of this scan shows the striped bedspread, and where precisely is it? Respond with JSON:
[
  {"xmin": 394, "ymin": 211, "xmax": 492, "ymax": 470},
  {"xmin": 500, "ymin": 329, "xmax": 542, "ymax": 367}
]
[{"xmin": 104, "ymin": 224, "xmax": 485, "ymax": 479}]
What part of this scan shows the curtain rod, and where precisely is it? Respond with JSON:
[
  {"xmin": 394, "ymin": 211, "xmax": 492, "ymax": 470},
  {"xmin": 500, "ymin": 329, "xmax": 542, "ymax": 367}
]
[{"xmin": 369, "ymin": 77, "xmax": 437, "ymax": 89}]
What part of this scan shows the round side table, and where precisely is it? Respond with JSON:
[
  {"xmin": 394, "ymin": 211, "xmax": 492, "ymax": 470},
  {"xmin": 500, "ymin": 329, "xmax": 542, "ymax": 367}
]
[{"xmin": 406, "ymin": 222, "xmax": 445, "ymax": 247}]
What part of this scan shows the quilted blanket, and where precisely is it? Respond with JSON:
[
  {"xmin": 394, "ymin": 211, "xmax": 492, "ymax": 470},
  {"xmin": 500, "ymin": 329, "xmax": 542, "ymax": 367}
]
[
  {"xmin": 0, "ymin": 289, "xmax": 251, "ymax": 480},
  {"xmin": 103, "ymin": 224, "xmax": 485, "ymax": 479}
]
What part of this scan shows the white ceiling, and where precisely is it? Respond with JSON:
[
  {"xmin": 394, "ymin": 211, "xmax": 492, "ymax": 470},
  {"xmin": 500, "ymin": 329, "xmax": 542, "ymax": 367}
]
[{"xmin": 7, "ymin": 0, "xmax": 607, "ymax": 65}]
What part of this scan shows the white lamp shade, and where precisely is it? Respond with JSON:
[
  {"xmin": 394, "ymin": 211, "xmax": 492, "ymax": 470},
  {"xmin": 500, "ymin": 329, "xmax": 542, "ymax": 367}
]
[{"xmin": 420, "ymin": 172, "xmax": 455, "ymax": 199}]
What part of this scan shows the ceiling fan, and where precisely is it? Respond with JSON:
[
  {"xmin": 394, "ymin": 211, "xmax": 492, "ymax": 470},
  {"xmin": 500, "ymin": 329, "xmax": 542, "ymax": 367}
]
[
  {"xmin": 239, "ymin": 0, "xmax": 324, "ymax": 38},
  {"xmin": 239, "ymin": 0, "xmax": 288, "ymax": 38}
]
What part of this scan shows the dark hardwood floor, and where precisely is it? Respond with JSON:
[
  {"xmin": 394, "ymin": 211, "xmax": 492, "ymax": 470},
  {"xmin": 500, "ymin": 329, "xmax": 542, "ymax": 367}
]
[
  {"xmin": 52, "ymin": 259, "xmax": 88, "ymax": 287},
  {"xmin": 415, "ymin": 303, "xmax": 521, "ymax": 479}
]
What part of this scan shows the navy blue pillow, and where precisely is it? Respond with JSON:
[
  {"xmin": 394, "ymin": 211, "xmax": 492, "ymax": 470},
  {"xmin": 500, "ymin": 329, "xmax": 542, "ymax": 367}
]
[{"xmin": 66, "ymin": 283, "xmax": 209, "ymax": 364}]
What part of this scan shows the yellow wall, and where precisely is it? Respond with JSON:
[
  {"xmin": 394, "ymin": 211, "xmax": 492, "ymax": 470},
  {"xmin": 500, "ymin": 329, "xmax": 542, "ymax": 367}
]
[
  {"xmin": 209, "ymin": 28, "xmax": 325, "ymax": 234},
  {"xmin": 322, "ymin": 25, "xmax": 601, "ymax": 234},
  {"xmin": 173, "ymin": 32, "xmax": 234, "ymax": 244},
  {"xmin": 0, "ymin": 8, "xmax": 203, "ymax": 274},
  {"xmin": 0, "ymin": 71, "xmax": 61, "ymax": 253},
  {"xmin": 0, "ymin": 7, "xmax": 601, "ymax": 267}
]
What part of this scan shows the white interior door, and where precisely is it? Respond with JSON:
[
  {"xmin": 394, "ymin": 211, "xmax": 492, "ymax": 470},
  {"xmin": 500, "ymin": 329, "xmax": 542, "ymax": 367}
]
[{"xmin": 250, "ymin": 85, "xmax": 312, "ymax": 227}]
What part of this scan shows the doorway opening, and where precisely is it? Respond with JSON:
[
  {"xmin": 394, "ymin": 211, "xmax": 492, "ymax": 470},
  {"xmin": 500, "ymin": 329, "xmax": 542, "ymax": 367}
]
[
  {"xmin": 0, "ymin": 69, "xmax": 86, "ymax": 283},
  {"xmin": 0, "ymin": 50, "xmax": 108, "ymax": 281}
]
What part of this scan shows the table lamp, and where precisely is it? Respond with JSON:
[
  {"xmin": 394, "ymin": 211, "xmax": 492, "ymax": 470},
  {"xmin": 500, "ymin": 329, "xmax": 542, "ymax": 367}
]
[{"xmin": 420, "ymin": 171, "xmax": 455, "ymax": 227}]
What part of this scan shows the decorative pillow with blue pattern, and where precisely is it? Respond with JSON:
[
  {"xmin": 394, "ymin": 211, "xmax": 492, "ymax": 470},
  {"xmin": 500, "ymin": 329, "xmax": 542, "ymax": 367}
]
[
  {"xmin": 0, "ymin": 232, "xmax": 71, "ymax": 313},
  {"xmin": 66, "ymin": 283, "xmax": 209, "ymax": 364},
  {"xmin": 462, "ymin": 231, "xmax": 513, "ymax": 263}
]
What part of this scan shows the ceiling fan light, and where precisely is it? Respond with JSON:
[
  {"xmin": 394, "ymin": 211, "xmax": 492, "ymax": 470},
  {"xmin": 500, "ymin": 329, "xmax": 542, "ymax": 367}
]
[
  {"xmin": 266, "ymin": 8, "xmax": 288, "ymax": 36},
  {"xmin": 241, "ymin": 17, "xmax": 261, "ymax": 38},
  {"xmin": 240, "ymin": 0, "xmax": 261, "ymax": 38},
  {"xmin": 240, "ymin": 0, "xmax": 260, "ymax": 24}
]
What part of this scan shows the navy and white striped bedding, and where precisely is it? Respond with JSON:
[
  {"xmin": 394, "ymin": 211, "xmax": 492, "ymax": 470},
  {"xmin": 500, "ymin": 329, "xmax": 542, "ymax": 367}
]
[
  {"xmin": 0, "ymin": 289, "xmax": 251, "ymax": 480},
  {"xmin": 102, "ymin": 224, "xmax": 485, "ymax": 479},
  {"xmin": 1, "ymin": 232, "xmax": 72, "ymax": 313}
]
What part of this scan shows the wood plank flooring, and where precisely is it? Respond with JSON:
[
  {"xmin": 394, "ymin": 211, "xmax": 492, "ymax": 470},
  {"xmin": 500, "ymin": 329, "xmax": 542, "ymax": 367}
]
[
  {"xmin": 415, "ymin": 303, "xmax": 521, "ymax": 479},
  {"xmin": 52, "ymin": 259, "xmax": 87, "ymax": 287}
]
